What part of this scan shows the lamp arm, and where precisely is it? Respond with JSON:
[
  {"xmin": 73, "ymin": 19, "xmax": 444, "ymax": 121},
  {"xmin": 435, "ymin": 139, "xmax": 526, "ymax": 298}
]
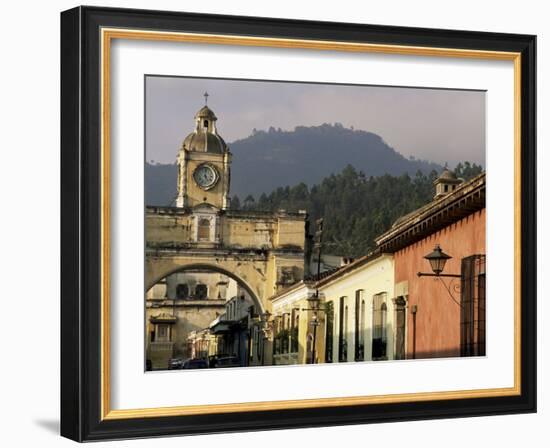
[
  {"xmin": 436, "ymin": 277, "xmax": 462, "ymax": 308},
  {"xmin": 417, "ymin": 272, "xmax": 461, "ymax": 278}
]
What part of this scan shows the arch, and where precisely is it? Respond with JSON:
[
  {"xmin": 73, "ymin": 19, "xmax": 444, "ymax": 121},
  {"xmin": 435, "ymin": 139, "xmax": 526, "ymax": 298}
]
[{"xmin": 146, "ymin": 263, "xmax": 264, "ymax": 314}]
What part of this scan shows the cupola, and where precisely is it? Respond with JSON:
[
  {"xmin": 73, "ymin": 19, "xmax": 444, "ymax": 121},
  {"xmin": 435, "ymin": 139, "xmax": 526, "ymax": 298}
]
[{"xmin": 433, "ymin": 168, "xmax": 463, "ymax": 200}]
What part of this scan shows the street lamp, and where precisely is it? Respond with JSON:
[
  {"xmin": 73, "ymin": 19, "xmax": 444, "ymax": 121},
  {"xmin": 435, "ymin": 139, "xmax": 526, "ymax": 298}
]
[
  {"xmin": 417, "ymin": 244, "xmax": 460, "ymax": 278},
  {"xmin": 417, "ymin": 244, "xmax": 463, "ymax": 312},
  {"xmin": 305, "ymin": 292, "xmax": 325, "ymax": 364},
  {"xmin": 259, "ymin": 311, "xmax": 273, "ymax": 365},
  {"xmin": 415, "ymin": 244, "xmax": 462, "ymax": 358},
  {"xmin": 307, "ymin": 293, "xmax": 320, "ymax": 310},
  {"xmin": 304, "ymin": 217, "xmax": 325, "ymax": 365},
  {"xmin": 260, "ymin": 311, "xmax": 272, "ymax": 328}
]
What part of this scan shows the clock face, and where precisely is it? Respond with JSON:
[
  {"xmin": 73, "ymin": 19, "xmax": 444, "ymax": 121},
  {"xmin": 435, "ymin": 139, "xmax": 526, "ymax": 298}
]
[{"xmin": 193, "ymin": 164, "xmax": 218, "ymax": 190}]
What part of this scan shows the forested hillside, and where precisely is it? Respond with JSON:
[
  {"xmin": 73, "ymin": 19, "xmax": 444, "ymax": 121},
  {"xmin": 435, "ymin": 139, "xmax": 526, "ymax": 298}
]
[
  {"xmin": 145, "ymin": 124, "xmax": 443, "ymax": 205},
  {"xmin": 231, "ymin": 162, "xmax": 483, "ymax": 257}
]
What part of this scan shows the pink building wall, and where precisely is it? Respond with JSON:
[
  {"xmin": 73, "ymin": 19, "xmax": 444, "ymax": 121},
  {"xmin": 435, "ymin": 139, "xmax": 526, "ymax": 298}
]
[{"xmin": 394, "ymin": 209, "xmax": 486, "ymax": 359}]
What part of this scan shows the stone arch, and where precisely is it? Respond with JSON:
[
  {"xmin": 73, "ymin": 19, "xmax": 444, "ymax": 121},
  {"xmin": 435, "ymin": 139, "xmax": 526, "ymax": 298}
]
[{"xmin": 146, "ymin": 263, "xmax": 264, "ymax": 314}]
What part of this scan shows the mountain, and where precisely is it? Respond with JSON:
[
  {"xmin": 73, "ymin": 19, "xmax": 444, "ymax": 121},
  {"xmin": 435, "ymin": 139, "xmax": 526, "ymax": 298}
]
[
  {"xmin": 145, "ymin": 124, "xmax": 442, "ymax": 206},
  {"xmin": 145, "ymin": 163, "xmax": 178, "ymax": 206}
]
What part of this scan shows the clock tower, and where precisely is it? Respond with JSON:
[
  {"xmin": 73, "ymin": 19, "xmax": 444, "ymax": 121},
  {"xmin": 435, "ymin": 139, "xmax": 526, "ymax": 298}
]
[{"xmin": 175, "ymin": 94, "xmax": 231, "ymax": 210}]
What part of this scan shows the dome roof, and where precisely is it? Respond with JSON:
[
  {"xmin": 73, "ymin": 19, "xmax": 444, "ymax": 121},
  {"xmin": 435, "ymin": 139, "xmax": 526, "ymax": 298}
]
[
  {"xmin": 182, "ymin": 131, "xmax": 228, "ymax": 154},
  {"xmin": 438, "ymin": 168, "xmax": 458, "ymax": 180},
  {"xmin": 194, "ymin": 106, "xmax": 217, "ymax": 120}
]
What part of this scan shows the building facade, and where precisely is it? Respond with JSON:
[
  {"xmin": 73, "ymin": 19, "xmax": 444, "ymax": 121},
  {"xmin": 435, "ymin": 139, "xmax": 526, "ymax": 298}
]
[
  {"xmin": 376, "ymin": 170, "xmax": 486, "ymax": 359},
  {"xmin": 146, "ymin": 270, "xmax": 248, "ymax": 368},
  {"xmin": 270, "ymin": 253, "xmax": 397, "ymax": 365},
  {"xmin": 208, "ymin": 294, "xmax": 255, "ymax": 366},
  {"xmin": 269, "ymin": 170, "xmax": 486, "ymax": 366},
  {"xmin": 145, "ymin": 100, "xmax": 306, "ymax": 369}
]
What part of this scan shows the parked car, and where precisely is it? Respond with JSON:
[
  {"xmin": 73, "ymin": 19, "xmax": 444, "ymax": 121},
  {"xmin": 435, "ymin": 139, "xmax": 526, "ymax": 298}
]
[
  {"xmin": 214, "ymin": 356, "xmax": 241, "ymax": 368},
  {"xmin": 208, "ymin": 353, "xmax": 229, "ymax": 368},
  {"xmin": 182, "ymin": 358, "xmax": 209, "ymax": 369},
  {"xmin": 168, "ymin": 358, "xmax": 185, "ymax": 370}
]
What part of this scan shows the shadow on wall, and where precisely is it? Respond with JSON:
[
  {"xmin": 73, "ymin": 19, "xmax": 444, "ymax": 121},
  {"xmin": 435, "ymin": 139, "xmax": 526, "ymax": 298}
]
[{"xmin": 409, "ymin": 349, "xmax": 469, "ymax": 360}]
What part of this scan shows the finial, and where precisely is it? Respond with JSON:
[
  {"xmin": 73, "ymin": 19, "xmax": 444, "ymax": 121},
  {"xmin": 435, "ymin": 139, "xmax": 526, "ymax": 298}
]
[{"xmin": 204, "ymin": 91, "xmax": 209, "ymax": 105}]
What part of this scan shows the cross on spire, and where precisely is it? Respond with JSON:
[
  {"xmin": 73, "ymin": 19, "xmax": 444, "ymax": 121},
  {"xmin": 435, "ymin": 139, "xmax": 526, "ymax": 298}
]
[{"xmin": 203, "ymin": 91, "xmax": 209, "ymax": 105}]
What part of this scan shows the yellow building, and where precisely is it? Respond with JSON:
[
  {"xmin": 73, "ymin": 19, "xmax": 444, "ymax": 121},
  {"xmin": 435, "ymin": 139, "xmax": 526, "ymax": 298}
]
[
  {"xmin": 269, "ymin": 281, "xmax": 315, "ymax": 365},
  {"xmin": 145, "ymin": 99, "xmax": 307, "ymax": 369},
  {"xmin": 270, "ymin": 252, "xmax": 399, "ymax": 365}
]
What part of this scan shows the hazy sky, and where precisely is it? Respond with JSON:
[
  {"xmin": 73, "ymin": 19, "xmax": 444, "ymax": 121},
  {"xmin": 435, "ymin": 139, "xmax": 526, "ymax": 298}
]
[{"xmin": 145, "ymin": 76, "xmax": 486, "ymax": 167}]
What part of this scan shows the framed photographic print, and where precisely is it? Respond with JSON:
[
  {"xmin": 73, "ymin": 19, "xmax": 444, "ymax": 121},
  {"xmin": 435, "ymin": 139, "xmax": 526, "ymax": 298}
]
[{"xmin": 60, "ymin": 6, "xmax": 536, "ymax": 441}]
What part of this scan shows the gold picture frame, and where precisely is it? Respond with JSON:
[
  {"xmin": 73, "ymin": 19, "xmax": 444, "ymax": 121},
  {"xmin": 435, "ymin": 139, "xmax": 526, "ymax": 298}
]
[{"xmin": 61, "ymin": 6, "xmax": 536, "ymax": 441}]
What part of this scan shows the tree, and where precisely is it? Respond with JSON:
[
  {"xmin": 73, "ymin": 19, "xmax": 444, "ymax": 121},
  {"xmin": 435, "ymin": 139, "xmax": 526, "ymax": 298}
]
[
  {"xmin": 454, "ymin": 161, "xmax": 483, "ymax": 180},
  {"xmin": 243, "ymin": 194, "xmax": 255, "ymax": 210},
  {"xmin": 234, "ymin": 161, "xmax": 483, "ymax": 258},
  {"xmin": 230, "ymin": 195, "xmax": 241, "ymax": 210}
]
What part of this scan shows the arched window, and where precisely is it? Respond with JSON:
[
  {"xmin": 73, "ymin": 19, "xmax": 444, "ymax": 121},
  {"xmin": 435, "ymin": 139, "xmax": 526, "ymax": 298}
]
[
  {"xmin": 176, "ymin": 283, "xmax": 189, "ymax": 300},
  {"xmin": 372, "ymin": 293, "xmax": 388, "ymax": 360},
  {"xmin": 195, "ymin": 284, "xmax": 208, "ymax": 300},
  {"xmin": 198, "ymin": 218, "xmax": 210, "ymax": 241},
  {"xmin": 203, "ymin": 119, "xmax": 209, "ymax": 129}
]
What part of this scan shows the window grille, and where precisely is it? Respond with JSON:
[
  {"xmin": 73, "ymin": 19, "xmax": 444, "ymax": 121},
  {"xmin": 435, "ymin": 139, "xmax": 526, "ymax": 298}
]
[
  {"xmin": 338, "ymin": 297, "xmax": 348, "ymax": 362},
  {"xmin": 324, "ymin": 301, "xmax": 334, "ymax": 363},
  {"xmin": 460, "ymin": 255, "xmax": 486, "ymax": 356},
  {"xmin": 355, "ymin": 290, "xmax": 365, "ymax": 361}
]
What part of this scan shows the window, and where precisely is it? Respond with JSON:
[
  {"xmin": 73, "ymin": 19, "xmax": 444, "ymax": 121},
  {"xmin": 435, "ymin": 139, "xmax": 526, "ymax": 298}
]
[
  {"xmin": 290, "ymin": 309, "xmax": 299, "ymax": 353},
  {"xmin": 156, "ymin": 324, "xmax": 170, "ymax": 342},
  {"xmin": 198, "ymin": 218, "xmax": 210, "ymax": 241},
  {"xmin": 372, "ymin": 293, "xmax": 388, "ymax": 360},
  {"xmin": 355, "ymin": 290, "xmax": 365, "ymax": 361},
  {"xmin": 460, "ymin": 255, "xmax": 486, "ymax": 356},
  {"xmin": 338, "ymin": 297, "xmax": 347, "ymax": 362},
  {"xmin": 324, "ymin": 301, "xmax": 334, "ymax": 363},
  {"xmin": 195, "ymin": 284, "xmax": 208, "ymax": 300},
  {"xmin": 203, "ymin": 119, "xmax": 209, "ymax": 128},
  {"xmin": 176, "ymin": 283, "xmax": 189, "ymax": 300}
]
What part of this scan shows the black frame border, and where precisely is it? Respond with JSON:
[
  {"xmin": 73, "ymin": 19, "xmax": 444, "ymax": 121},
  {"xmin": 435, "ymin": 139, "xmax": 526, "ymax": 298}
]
[{"xmin": 60, "ymin": 6, "xmax": 536, "ymax": 442}]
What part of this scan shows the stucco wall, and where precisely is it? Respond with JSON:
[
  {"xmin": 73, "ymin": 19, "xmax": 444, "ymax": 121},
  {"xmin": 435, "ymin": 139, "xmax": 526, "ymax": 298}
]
[
  {"xmin": 394, "ymin": 209, "xmax": 486, "ymax": 359},
  {"xmin": 146, "ymin": 208, "xmax": 306, "ymax": 308},
  {"xmin": 322, "ymin": 255, "xmax": 395, "ymax": 363}
]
